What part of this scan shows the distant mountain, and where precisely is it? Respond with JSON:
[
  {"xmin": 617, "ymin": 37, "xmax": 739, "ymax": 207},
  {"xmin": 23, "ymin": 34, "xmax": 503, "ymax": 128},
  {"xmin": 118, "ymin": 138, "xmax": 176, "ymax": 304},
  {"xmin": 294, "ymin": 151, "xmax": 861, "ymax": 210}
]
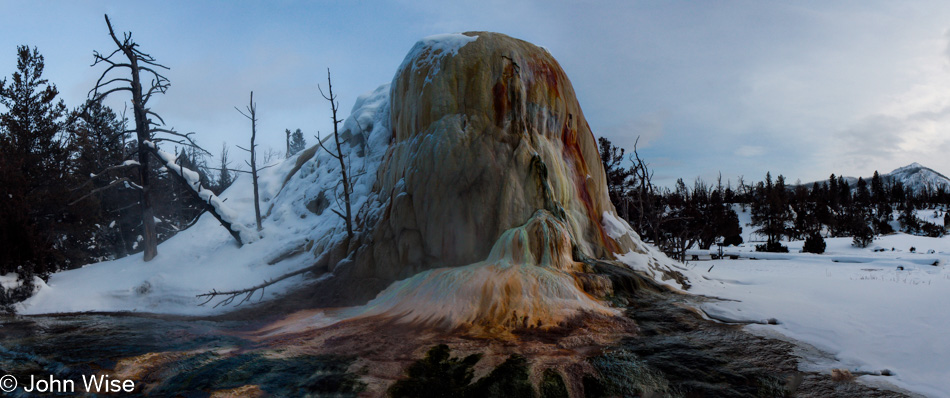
[
  {"xmin": 804, "ymin": 163, "xmax": 950, "ymax": 193},
  {"xmin": 883, "ymin": 163, "xmax": 950, "ymax": 193}
]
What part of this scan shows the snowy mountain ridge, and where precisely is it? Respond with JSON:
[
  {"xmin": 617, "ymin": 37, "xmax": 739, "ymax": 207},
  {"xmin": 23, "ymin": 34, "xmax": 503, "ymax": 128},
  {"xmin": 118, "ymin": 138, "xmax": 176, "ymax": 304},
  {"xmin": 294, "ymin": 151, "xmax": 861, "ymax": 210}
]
[
  {"xmin": 884, "ymin": 162, "xmax": 950, "ymax": 192},
  {"xmin": 804, "ymin": 162, "xmax": 950, "ymax": 193}
]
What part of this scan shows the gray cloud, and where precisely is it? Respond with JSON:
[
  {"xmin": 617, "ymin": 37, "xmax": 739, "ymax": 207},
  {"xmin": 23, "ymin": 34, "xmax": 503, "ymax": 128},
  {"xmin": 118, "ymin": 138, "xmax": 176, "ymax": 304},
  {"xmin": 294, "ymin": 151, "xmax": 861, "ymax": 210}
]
[{"xmin": 6, "ymin": 1, "xmax": 950, "ymax": 184}]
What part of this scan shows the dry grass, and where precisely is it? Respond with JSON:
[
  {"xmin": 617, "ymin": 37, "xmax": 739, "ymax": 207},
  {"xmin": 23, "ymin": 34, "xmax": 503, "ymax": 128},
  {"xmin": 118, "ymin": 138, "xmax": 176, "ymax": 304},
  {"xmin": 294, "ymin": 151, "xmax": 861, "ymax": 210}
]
[{"xmin": 831, "ymin": 368, "xmax": 855, "ymax": 382}]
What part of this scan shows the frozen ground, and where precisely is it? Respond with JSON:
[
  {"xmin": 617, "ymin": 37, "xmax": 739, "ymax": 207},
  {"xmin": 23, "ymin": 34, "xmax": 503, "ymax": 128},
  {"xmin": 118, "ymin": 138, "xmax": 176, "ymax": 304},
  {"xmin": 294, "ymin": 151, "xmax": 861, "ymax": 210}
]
[{"xmin": 680, "ymin": 205, "xmax": 950, "ymax": 397}]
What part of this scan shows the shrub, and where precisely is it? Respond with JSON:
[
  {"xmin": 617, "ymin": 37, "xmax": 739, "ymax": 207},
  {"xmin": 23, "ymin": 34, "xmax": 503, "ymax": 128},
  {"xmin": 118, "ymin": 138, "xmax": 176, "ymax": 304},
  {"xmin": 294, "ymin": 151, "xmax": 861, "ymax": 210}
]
[
  {"xmin": 851, "ymin": 224, "xmax": 874, "ymax": 248},
  {"xmin": 802, "ymin": 234, "xmax": 825, "ymax": 254},
  {"xmin": 721, "ymin": 234, "xmax": 743, "ymax": 247},
  {"xmin": 921, "ymin": 221, "xmax": 945, "ymax": 238},
  {"xmin": 873, "ymin": 219, "xmax": 894, "ymax": 235},
  {"xmin": 755, "ymin": 242, "xmax": 789, "ymax": 253}
]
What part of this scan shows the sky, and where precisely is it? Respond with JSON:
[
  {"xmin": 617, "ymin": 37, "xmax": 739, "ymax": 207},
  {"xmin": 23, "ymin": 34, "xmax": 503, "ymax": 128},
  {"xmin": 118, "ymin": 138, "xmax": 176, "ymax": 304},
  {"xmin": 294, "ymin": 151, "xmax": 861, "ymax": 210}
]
[{"xmin": 3, "ymin": 1, "xmax": 950, "ymax": 187}]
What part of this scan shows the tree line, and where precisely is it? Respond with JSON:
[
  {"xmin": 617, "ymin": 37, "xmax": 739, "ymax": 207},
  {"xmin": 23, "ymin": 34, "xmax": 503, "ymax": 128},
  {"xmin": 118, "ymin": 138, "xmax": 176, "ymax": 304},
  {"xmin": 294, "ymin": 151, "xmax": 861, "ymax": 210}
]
[{"xmin": 599, "ymin": 137, "xmax": 950, "ymax": 260}]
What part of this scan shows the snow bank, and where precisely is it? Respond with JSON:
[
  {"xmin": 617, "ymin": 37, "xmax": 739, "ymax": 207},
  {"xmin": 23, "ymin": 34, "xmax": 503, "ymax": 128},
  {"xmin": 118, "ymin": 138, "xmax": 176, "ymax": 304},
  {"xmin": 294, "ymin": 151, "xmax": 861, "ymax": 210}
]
[
  {"xmin": 687, "ymin": 233, "xmax": 950, "ymax": 397},
  {"xmin": 601, "ymin": 210, "xmax": 695, "ymax": 289},
  {"xmin": 19, "ymin": 83, "xmax": 393, "ymax": 315}
]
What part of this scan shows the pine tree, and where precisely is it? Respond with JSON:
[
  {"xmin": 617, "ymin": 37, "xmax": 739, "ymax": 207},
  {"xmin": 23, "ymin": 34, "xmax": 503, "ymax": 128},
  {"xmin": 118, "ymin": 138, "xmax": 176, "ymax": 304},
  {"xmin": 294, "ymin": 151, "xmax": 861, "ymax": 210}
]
[
  {"xmin": 751, "ymin": 172, "xmax": 790, "ymax": 251},
  {"xmin": 598, "ymin": 137, "xmax": 633, "ymax": 208},
  {"xmin": 215, "ymin": 143, "xmax": 234, "ymax": 194},
  {"xmin": 287, "ymin": 128, "xmax": 307, "ymax": 157},
  {"xmin": 69, "ymin": 100, "xmax": 135, "ymax": 261},
  {"xmin": 855, "ymin": 177, "xmax": 870, "ymax": 208},
  {"xmin": 871, "ymin": 171, "xmax": 885, "ymax": 203},
  {"xmin": 0, "ymin": 46, "xmax": 71, "ymax": 281},
  {"xmin": 803, "ymin": 232, "xmax": 826, "ymax": 254}
]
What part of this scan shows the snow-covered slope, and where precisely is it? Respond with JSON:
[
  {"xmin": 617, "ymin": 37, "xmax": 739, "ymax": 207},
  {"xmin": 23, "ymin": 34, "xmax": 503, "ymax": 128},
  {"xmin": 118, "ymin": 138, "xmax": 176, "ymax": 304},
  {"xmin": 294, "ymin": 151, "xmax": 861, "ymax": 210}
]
[
  {"xmin": 19, "ymin": 84, "xmax": 393, "ymax": 315},
  {"xmin": 884, "ymin": 162, "xmax": 950, "ymax": 193}
]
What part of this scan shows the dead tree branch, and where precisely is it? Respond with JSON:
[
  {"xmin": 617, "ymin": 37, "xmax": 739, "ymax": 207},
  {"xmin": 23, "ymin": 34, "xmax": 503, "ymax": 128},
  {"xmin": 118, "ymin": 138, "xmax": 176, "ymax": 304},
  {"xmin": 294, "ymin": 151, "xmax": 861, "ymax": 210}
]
[
  {"xmin": 315, "ymin": 68, "xmax": 353, "ymax": 241},
  {"xmin": 235, "ymin": 91, "xmax": 263, "ymax": 231}
]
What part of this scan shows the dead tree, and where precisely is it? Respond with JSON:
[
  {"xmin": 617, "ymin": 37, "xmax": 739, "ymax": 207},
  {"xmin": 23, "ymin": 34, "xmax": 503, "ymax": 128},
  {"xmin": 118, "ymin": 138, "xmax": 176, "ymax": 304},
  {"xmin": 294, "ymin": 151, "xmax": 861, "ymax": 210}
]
[
  {"xmin": 88, "ymin": 14, "xmax": 180, "ymax": 261},
  {"xmin": 316, "ymin": 68, "xmax": 353, "ymax": 241},
  {"xmin": 145, "ymin": 141, "xmax": 249, "ymax": 246},
  {"xmin": 235, "ymin": 91, "xmax": 263, "ymax": 231},
  {"xmin": 88, "ymin": 14, "xmax": 244, "ymax": 258},
  {"xmin": 285, "ymin": 128, "xmax": 291, "ymax": 159},
  {"xmin": 198, "ymin": 70, "xmax": 358, "ymax": 308}
]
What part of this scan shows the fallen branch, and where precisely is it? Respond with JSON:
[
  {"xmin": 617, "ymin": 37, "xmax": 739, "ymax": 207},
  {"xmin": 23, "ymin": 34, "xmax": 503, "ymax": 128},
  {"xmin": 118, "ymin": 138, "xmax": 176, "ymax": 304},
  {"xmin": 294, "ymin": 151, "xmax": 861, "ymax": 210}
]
[
  {"xmin": 144, "ymin": 140, "xmax": 252, "ymax": 246},
  {"xmin": 196, "ymin": 262, "xmax": 320, "ymax": 308}
]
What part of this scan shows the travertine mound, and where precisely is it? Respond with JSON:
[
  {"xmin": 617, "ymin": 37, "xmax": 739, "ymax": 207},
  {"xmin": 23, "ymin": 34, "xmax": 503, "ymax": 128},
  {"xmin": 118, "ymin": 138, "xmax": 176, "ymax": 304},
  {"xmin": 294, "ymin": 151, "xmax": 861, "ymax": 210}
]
[{"xmin": 354, "ymin": 32, "xmax": 636, "ymax": 281}]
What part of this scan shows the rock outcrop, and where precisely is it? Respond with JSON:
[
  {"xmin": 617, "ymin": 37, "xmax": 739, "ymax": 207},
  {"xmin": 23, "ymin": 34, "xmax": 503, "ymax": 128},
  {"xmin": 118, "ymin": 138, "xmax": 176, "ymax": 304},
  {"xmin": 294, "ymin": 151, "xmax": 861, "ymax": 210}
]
[{"xmin": 354, "ymin": 32, "xmax": 637, "ymax": 282}]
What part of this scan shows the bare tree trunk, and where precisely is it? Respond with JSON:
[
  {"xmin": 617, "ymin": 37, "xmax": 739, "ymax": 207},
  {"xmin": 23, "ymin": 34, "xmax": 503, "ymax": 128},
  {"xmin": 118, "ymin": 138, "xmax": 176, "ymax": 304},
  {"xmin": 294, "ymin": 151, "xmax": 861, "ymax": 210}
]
[
  {"xmin": 236, "ymin": 91, "xmax": 263, "ymax": 232},
  {"xmin": 327, "ymin": 72, "xmax": 353, "ymax": 241},
  {"xmin": 316, "ymin": 69, "xmax": 353, "ymax": 241},
  {"xmin": 123, "ymin": 19, "xmax": 158, "ymax": 261},
  {"xmin": 285, "ymin": 129, "xmax": 291, "ymax": 159},
  {"xmin": 250, "ymin": 95, "xmax": 262, "ymax": 231}
]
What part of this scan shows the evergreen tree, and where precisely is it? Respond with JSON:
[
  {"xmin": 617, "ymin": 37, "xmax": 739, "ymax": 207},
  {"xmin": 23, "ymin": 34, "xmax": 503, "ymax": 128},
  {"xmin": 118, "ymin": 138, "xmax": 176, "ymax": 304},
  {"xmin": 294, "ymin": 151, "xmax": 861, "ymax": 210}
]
[
  {"xmin": 69, "ymin": 100, "xmax": 136, "ymax": 261},
  {"xmin": 828, "ymin": 173, "xmax": 839, "ymax": 210},
  {"xmin": 215, "ymin": 142, "xmax": 234, "ymax": 194},
  {"xmin": 899, "ymin": 203, "xmax": 920, "ymax": 234},
  {"xmin": 803, "ymin": 233, "xmax": 826, "ymax": 254},
  {"xmin": 855, "ymin": 177, "xmax": 870, "ymax": 208},
  {"xmin": 751, "ymin": 172, "xmax": 790, "ymax": 251},
  {"xmin": 0, "ymin": 46, "xmax": 71, "ymax": 280},
  {"xmin": 871, "ymin": 171, "xmax": 885, "ymax": 203},
  {"xmin": 598, "ymin": 137, "xmax": 634, "ymax": 208},
  {"xmin": 287, "ymin": 128, "xmax": 307, "ymax": 157}
]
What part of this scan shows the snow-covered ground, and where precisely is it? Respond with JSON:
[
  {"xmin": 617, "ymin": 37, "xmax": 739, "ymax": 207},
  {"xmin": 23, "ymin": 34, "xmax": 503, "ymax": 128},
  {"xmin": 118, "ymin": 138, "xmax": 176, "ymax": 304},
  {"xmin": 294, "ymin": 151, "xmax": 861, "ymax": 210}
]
[
  {"xmin": 16, "ymin": 83, "xmax": 393, "ymax": 316},
  {"xmin": 683, "ymin": 205, "xmax": 950, "ymax": 397}
]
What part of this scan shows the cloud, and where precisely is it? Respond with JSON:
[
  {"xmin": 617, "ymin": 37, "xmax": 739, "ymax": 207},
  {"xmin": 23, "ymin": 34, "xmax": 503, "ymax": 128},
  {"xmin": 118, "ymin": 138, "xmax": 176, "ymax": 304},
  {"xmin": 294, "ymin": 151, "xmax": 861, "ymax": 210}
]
[
  {"xmin": 944, "ymin": 28, "xmax": 950, "ymax": 62},
  {"xmin": 836, "ymin": 104, "xmax": 950, "ymax": 171},
  {"xmin": 599, "ymin": 111, "xmax": 666, "ymax": 150},
  {"xmin": 735, "ymin": 145, "xmax": 766, "ymax": 157}
]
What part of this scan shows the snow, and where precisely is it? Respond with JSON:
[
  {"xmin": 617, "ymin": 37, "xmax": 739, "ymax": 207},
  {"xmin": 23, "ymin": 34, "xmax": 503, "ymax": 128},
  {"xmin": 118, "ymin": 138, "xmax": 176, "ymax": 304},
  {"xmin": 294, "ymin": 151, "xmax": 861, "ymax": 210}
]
[
  {"xmin": 594, "ymin": 203, "xmax": 950, "ymax": 396},
  {"xmin": 0, "ymin": 273, "xmax": 23, "ymax": 290},
  {"xmin": 601, "ymin": 211, "xmax": 629, "ymax": 240},
  {"xmin": 656, "ymin": 224, "xmax": 950, "ymax": 396},
  {"xmin": 0, "ymin": 274, "xmax": 45, "ymax": 293},
  {"xmin": 396, "ymin": 33, "xmax": 479, "ymax": 86},
  {"xmin": 18, "ymin": 83, "xmax": 393, "ymax": 316}
]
